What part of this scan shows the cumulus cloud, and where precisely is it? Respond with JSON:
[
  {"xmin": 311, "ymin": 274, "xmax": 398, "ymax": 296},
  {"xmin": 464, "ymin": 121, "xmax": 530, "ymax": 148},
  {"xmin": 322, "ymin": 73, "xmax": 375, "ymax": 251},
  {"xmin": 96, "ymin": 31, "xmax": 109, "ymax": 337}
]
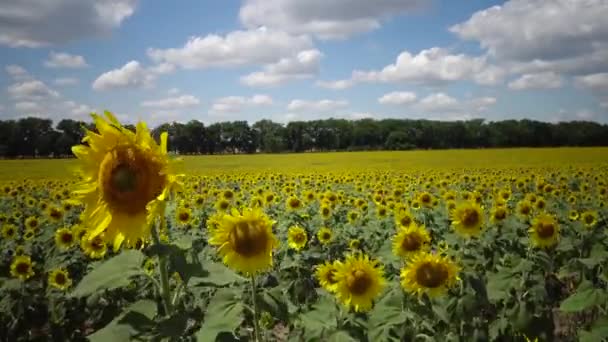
[
  {"xmin": 147, "ymin": 28, "xmax": 312, "ymax": 69},
  {"xmin": 450, "ymin": 0, "xmax": 608, "ymax": 75},
  {"xmin": 5, "ymin": 65, "xmax": 31, "ymax": 81},
  {"xmin": 54, "ymin": 77, "xmax": 79, "ymax": 86},
  {"xmin": 44, "ymin": 51, "xmax": 88, "ymax": 68},
  {"xmin": 0, "ymin": 0, "xmax": 137, "ymax": 47},
  {"xmin": 210, "ymin": 95, "xmax": 273, "ymax": 114},
  {"xmin": 240, "ymin": 49, "xmax": 322, "ymax": 87},
  {"xmin": 575, "ymin": 72, "xmax": 608, "ymax": 108},
  {"xmin": 286, "ymin": 99, "xmax": 348, "ymax": 112},
  {"xmin": 239, "ymin": 0, "xmax": 424, "ymax": 39},
  {"xmin": 92, "ymin": 60, "xmax": 170, "ymax": 91},
  {"xmin": 141, "ymin": 95, "xmax": 201, "ymax": 109},
  {"xmin": 7, "ymin": 80, "xmax": 59, "ymax": 100},
  {"xmin": 508, "ymin": 72, "xmax": 564, "ymax": 90},
  {"xmin": 315, "ymin": 79, "xmax": 355, "ymax": 90},
  {"xmin": 404, "ymin": 93, "xmax": 497, "ymax": 118},
  {"xmin": 378, "ymin": 91, "xmax": 417, "ymax": 105},
  {"xmin": 415, "ymin": 93, "xmax": 459, "ymax": 112}
]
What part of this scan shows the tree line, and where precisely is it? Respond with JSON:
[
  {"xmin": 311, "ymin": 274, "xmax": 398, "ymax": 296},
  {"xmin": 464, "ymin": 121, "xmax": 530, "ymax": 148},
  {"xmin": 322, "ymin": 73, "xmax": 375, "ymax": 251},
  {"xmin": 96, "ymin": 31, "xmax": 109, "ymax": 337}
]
[{"xmin": 1, "ymin": 117, "xmax": 607, "ymax": 158}]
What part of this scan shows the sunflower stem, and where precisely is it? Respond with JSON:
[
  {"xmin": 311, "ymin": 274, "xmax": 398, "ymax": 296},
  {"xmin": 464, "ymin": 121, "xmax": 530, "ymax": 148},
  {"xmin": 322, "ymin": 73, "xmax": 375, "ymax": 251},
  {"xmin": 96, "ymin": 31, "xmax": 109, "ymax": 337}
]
[
  {"xmin": 151, "ymin": 222, "xmax": 173, "ymax": 316},
  {"xmin": 250, "ymin": 275, "xmax": 263, "ymax": 342}
]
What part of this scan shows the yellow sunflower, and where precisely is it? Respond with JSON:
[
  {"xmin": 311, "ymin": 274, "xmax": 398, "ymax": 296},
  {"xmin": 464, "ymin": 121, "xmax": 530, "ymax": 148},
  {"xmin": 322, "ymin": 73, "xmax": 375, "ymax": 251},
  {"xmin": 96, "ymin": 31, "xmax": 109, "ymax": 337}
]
[
  {"xmin": 208, "ymin": 208, "xmax": 278, "ymax": 275},
  {"xmin": 23, "ymin": 228, "xmax": 36, "ymax": 241},
  {"xmin": 81, "ymin": 233, "xmax": 108, "ymax": 259},
  {"xmin": 315, "ymin": 261, "xmax": 340, "ymax": 293},
  {"xmin": 46, "ymin": 205, "xmax": 64, "ymax": 223},
  {"xmin": 55, "ymin": 227, "xmax": 75, "ymax": 250},
  {"xmin": 395, "ymin": 210, "xmax": 414, "ymax": 228},
  {"xmin": 349, "ymin": 239, "xmax": 361, "ymax": 250},
  {"xmin": 2, "ymin": 224, "xmax": 18, "ymax": 240},
  {"xmin": 490, "ymin": 206, "xmax": 508, "ymax": 224},
  {"xmin": 334, "ymin": 253, "xmax": 385, "ymax": 313},
  {"xmin": 376, "ymin": 205, "xmax": 388, "ymax": 218},
  {"xmin": 10, "ymin": 255, "xmax": 35, "ymax": 281},
  {"xmin": 175, "ymin": 206, "xmax": 193, "ymax": 226},
  {"xmin": 568, "ymin": 209, "xmax": 579, "ymax": 221},
  {"xmin": 24, "ymin": 216, "xmax": 40, "ymax": 231},
  {"xmin": 347, "ymin": 210, "xmax": 359, "ymax": 224},
  {"xmin": 48, "ymin": 268, "xmax": 72, "ymax": 291},
  {"xmin": 516, "ymin": 200, "xmax": 533, "ymax": 219},
  {"xmin": 451, "ymin": 201, "xmax": 485, "ymax": 238},
  {"xmin": 317, "ymin": 227, "xmax": 333, "ymax": 245},
  {"xmin": 528, "ymin": 213, "xmax": 559, "ymax": 248},
  {"xmin": 71, "ymin": 111, "xmax": 180, "ymax": 252},
  {"xmin": 286, "ymin": 196, "xmax": 303, "ymax": 211},
  {"xmin": 143, "ymin": 258, "xmax": 156, "ymax": 275},
  {"xmin": 580, "ymin": 210, "xmax": 598, "ymax": 228},
  {"xmin": 319, "ymin": 205, "xmax": 332, "ymax": 219},
  {"xmin": 215, "ymin": 198, "xmax": 231, "ymax": 212},
  {"xmin": 400, "ymin": 251, "xmax": 460, "ymax": 298},
  {"xmin": 287, "ymin": 225, "xmax": 308, "ymax": 251},
  {"xmin": 392, "ymin": 224, "xmax": 431, "ymax": 259}
]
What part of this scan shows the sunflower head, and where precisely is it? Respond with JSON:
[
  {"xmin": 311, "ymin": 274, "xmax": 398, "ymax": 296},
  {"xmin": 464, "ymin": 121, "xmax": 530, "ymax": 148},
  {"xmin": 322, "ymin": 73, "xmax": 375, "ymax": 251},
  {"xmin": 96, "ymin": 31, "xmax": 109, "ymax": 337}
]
[
  {"xmin": 55, "ymin": 227, "xmax": 75, "ymax": 250},
  {"xmin": 25, "ymin": 216, "xmax": 40, "ymax": 230},
  {"xmin": 392, "ymin": 224, "xmax": 431, "ymax": 259},
  {"xmin": 580, "ymin": 210, "xmax": 598, "ymax": 228},
  {"xmin": 81, "ymin": 233, "xmax": 108, "ymax": 259},
  {"xmin": 208, "ymin": 208, "xmax": 278, "ymax": 275},
  {"xmin": 317, "ymin": 227, "xmax": 333, "ymax": 245},
  {"xmin": 490, "ymin": 206, "xmax": 508, "ymax": 224},
  {"xmin": 349, "ymin": 239, "xmax": 361, "ymax": 250},
  {"xmin": 2, "ymin": 224, "xmax": 18, "ymax": 240},
  {"xmin": 48, "ymin": 268, "xmax": 72, "ymax": 291},
  {"xmin": 23, "ymin": 228, "xmax": 36, "ymax": 241},
  {"xmin": 143, "ymin": 258, "xmax": 156, "ymax": 275},
  {"xmin": 46, "ymin": 205, "xmax": 64, "ymax": 222},
  {"xmin": 528, "ymin": 213, "xmax": 559, "ymax": 248},
  {"xmin": 451, "ymin": 201, "xmax": 485, "ymax": 238},
  {"xmin": 10, "ymin": 255, "xmax": 35, "ymax": 281},
  {"xmin": 320, "ymin": 205, "xmax": 332, "ymax": 219},
  {"xmin": 175, "ymin": 206, "xmax": 193, "ymax": 226},
  {"xmin": 315, "ymin": 261, "xmax": 340, "ymax": 293},
  {"xmin": 347, "ymin": 210, "xmax": 360, "ymax": 224},
  {"xmin": 286, "ymin": 196, "xmax": 302, "ymax": 211},
  {"xmin": 334, "ymin": 253, "xmax": 385, "ymax": 312},
  {"xmin": 287, "ymin": 225, "xmax": 308, "ymax": 251},
  {"xmin": 517, "ymin": 200, "xmax": 533, "ymax": 218},
  {"xmin": 400, "ymin": 251, "xmax": 460, "ymax": 298},
  {"xmin": 71, "ymin": 112, "xmax": 180, "ymax": 252}
]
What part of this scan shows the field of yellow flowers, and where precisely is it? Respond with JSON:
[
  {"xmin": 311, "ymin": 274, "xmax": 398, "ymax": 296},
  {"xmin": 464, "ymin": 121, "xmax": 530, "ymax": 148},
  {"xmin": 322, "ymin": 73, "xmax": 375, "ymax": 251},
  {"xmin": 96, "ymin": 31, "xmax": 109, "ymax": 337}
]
[{"xmin": 0, "ymin": 113, "xmax": 607, "ymax": 341}]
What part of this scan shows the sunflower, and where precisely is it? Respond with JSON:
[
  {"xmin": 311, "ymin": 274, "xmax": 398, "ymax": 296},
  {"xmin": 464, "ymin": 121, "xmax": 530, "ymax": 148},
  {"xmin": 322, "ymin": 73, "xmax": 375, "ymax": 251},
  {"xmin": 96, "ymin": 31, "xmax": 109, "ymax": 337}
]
[
  {"xmin": 24, "ymin": 216, "xmax": 40, "ymax": 231},
  {"xmin": 72, "ymin": 225, "xmax": 87, "ymax": 241},
  {"xmin": 23, "ymin": 228, "xmax": 36, "ymax": 241},
  {"xmin": 395, "ymin": 210, "xmax": 414, "ymax": 228},
  {"xmin": 81, "ymin": 233, "xmax": 108, "ymax": 259},
  {"xmin": 315, "ymin": 261, "xmax": 340, "ymax": 292},
  {"xmin": 392, "ymin": 224, "xmax": 431, "ymax": 259},
  {"xmin": 46, "ymin": 205, "xmax": 64, "ymax": 222},
  {"xmin": 451, "ymin": 201, "xmax": 485, "ymax": 238},
  {"xmin": 418, "ymin": 192, "xmax": 434, "ymax": 208},
  {"xmin": 400, "ymin": 251, "xmax": 460, "ymax": 298},
  {"xmin": 250, "ymin": 196, "xmax": 264, "ymax": 208},
  {"xmin": 10, "ymin": 255, "xmax": 35, "ymax": 281},
  {"xmin": 376, "ymin": 205, "xmax": 388, "ymax": 218},
  {"xmin": 317, "ymin": 227, "xmax": 333, "ymax": 245},
  {"xmin": 333, "ymin": 253, "xmax": 385, "ymax": 312},
  {"xmin": 208, "ymin": 208, "xmax": 278, "ymax": 275},
  {"xmin": 71, "ymin": 112, "xmax": 180, "ymax": 252},
  {"xmin": 194, "ymin": 194, "xmax": 206, "ymax": 207},
  {"xmin": 528, "ymin": 213, "xmax": 559, "ymax": 248},
  {"xmin": 490, "ymin": 206, "xmax": 508, "ymax": 224},
  {"xmin": 568, "ymin": 210, "xmax": 579, "ymax": 221},
  {"xmin": 2, "ymin": 224, "xmax": 18, "ymax": 240},
  {"xmin": 320, "ymin": 205, "xmax": 332, "ymax": 219},
  {"xmin": 48, "ymin": 268, "xmax": 72, "ymax": 291},
  {"xmin": 55, "ymin": 227, "xmax": 75, "ymax": 250},
  {"xmin": 143, "ymin": 258, "xmax": 156, "ymax": 275},
  {"xmin": 15, "ymin": 245, "xmax": 26, "ymax": 256},
  {"xmin": 215, "ymin": 198, "xmax": 231, "ymax": 212},
  {"xmin": 347, "ymin": 210, "xmax": 359, "ymax": 224},
  {"xmin": 349, "ymin": 239, "xmax": 361, "ymax": 250},
  {"xmin": 516, "ymin": 200, "xmax": 533, "ymax": 218},
  {"xmin": 580, "ymin": 210, "xmax": 598, "ymax": 228},
  {"xmin": 286, "ymin": 196, "xmax": 303, "ymax": 211},
  {"xmin": 175, "ymin": 206, "xmax": 193, "ymax": 226},
  {"xmin": 287, "ymin": 225, "xmax": 308, "ymax": 251}
]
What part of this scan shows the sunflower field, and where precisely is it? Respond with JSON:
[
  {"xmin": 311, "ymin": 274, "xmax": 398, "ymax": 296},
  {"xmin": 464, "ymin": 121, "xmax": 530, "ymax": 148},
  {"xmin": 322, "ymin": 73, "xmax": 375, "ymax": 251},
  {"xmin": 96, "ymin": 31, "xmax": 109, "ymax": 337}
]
[{"xmin": 0, "ymin": 113, "xmax": 607, "ymax": 342}]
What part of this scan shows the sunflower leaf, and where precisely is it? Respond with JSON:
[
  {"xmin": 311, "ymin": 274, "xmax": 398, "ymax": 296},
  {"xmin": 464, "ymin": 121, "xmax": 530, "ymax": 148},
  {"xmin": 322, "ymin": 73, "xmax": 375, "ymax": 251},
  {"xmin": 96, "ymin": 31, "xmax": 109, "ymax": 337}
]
[
  {"xmin": 195, "ymin": 288, "xmax": 243, "ymax": 342},
  {"xmin": 189, "ymin": 260, "xmax": 246, "ymax": 287},
  {"xmin": 87, "ymin": 299, "xmax": 157, "ymax": 342},
  {"xmin": 559, "ymin": 279, "xmax": 606, "ymax": 313},
  {"xmin": 72, "ymin": 250, "xmax": 145, "ymax": 297}
]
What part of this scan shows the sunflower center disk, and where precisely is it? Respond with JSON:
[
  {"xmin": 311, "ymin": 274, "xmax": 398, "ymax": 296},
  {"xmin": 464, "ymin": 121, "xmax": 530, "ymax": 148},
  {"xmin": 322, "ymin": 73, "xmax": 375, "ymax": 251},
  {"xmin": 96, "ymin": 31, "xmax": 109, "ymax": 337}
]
[
  {"xmin": 462, "ymin": 209, "xmax": 480, "ymax": 227},
  {"xmin": 401, "ymin": 234, "xmax": 422, "ymax": 251},
  {"xmin": 348, "ymin": 269, "xmax": 372, "ymax": 295},
  {"xmin": 16, "ymin": 262, "xmax": 30, "ymax": 274},
  {"xmin": 537, "ymin": 223, "xmax": 555, "ymax": 238},
  {"xmin": 61, "ymin": 233, "xmax": 73, "ymax": 243},
  {"xmin": 55, "ymin": 273, "xmax": 66, "ymax": 285},
  {"xmin": 230, "ymin": 221, "xmax": 267, "ymax": 257},
  {"xmin": 415, "ymin": 262, "xmax": 448, "ymax": 288}
]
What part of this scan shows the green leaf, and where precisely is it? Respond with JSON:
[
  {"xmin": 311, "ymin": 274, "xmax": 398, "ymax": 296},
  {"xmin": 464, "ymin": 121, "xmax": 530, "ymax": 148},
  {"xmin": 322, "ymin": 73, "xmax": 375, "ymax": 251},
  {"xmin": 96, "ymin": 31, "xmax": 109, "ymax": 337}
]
[
  {"xmin": 298, "ymin": 295, "xmax": 338, "ymax": 340},
  {"xmin": 87, "ymin": 299, "xmax": 157, "ymax": 342},
  {"xmin": 327, "ymin": 330, "xmax": 357, "ymax": 342},
  {"xmin": 486, "ymin": 270, "xmax": 518, "ymax": 302},
  {"xmin": 72, "ymin": 250, "xmax": 145, "ymax": 297},
  {"xmin": 578, "ymin": 315, "xmax": 608, "ymax": 342},
  {"xmin": 195, "ymin": 288, "xmax": 244, "ymax": 342},
  {"xmin": 560, "ymin": 280, "xmax": 606, "ymax": 313},
  {"xmin": 368, "ymin": 287, "xmax": 408, "ymax": 342},
  {"xmin": 189, "ymin": 260, "xmax": 246, "ymax": 287}
]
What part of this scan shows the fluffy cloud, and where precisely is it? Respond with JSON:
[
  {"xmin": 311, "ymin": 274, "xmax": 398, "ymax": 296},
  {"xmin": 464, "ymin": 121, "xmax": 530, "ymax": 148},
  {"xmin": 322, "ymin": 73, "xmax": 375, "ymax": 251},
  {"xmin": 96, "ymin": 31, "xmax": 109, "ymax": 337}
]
[
  {"xmin": 239, "ymin": 0, "xmax": 424, "ymax": 39},
  {"xmin": 575, "ymin": 72, "xmax": 608, "ymax": 108},
  {"xmin": 315, "ymin": 79, "xmax": 355, "ymax": 90},
  {"xmin": 508, "ymin": 72, "xmax": 564, "ymax": 90},
  {"xmin": 92, "ymin": 60, "xmax": 169, "ymax": 91},
  {"xmin": 5, "ymin": 65, "xmax": 30, "ymax": 81},
  {"xmin": 241, "ymin": 49, "xmax": 322, "ymax": 87},
  {"xmin": 7, "ymin": 80, "xmax": 59, "ymax": 100},
  {"xmin": 406, "ymin": 93, "xmax": 497, "ymax": 117},
  {"xmin": 378, "ymin": 91, "xmax": 417, "ymax": 105},
  {"xmin": 141, "ymin": 95, "xmax": 201, "ymax": 109},
  {"xmin": 210, "ymin": 95, "xmax": 273, "ymax": 114},
  {"xmin": 450, "ymin": 0, "xmax": 608, "ymax": 75},
  {"xmin": 415, "ymin": 93, "xmax": 459, "ymax": 112},
  {"xmin": 54, "ymin": 77, "xmax": 79, "ymax": 86},
  {"xmin": 325, "ymin": 48, "xmax": 504, "ymax": 87},
  {"xmin": 44, "ymin": 51, "xmax": 88, "ymax": 68},
  {"xmin": 147, "ymin": 28, "xmax": 312, "ymax": 69},
  {"xmin": 0, "ymin": 0, "xmax": 137, "ymax": 47},
  {"xmin": 286, "ymin": 99, "xmax": 348, "ymax": 112}
]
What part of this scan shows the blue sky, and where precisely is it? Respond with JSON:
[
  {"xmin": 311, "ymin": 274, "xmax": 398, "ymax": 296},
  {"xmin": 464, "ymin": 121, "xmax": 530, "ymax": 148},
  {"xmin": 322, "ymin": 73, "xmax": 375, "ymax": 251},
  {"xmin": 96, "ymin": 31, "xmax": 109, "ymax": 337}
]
[{"xmin": 1, "ymin": 0, "xmax": 607, "ymax": 126}]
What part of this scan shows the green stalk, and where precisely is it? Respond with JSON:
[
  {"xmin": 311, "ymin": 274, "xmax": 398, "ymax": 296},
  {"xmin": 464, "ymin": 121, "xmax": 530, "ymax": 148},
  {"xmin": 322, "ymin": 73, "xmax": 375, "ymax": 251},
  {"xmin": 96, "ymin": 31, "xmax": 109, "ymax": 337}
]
[
  {"xmin": 250, "ymin": 275, "xmax": 263, "ymax": 342},
  {"xmin": 151, "ymin": 222, "xmax": 173, "ymax": 316}
]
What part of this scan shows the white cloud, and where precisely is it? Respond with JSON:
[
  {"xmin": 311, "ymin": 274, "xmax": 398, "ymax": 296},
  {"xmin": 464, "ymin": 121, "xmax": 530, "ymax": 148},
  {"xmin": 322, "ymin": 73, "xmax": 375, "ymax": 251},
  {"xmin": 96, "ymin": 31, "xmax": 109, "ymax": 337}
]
[
  {"xmin": 92, "ymin": 60, "xmax": 160, "ymax": 91},
  {"xmin": 0, "ymin": 0, "xmax": 137, "ymax": 47},
  {"xmin": 415, "ymin": 93, "xmax": 459, "ymax": 112},
  {"xmin": 469, "ymin": 97, "xmax": 497, "ymax": 111},
  {"xmin": 286, "ymin": 99, "xmax": 348, "ymax": 112},
  {"xmin": 239, "ymin": 0, "xmax": 424, "ymax": 39},
  {"xmin": 241, "ymin": 49, "xmax": 322, "ymax": 87},
  {"xmin": 210, "ymin": 95, "xmax": 273, "ymax": 114},
  {"xmin": 410, "ymin": 93, "xmax": 497, "ymax": 116},
  {"xmin": 450, "ymin": 0, "xmax": 608, "ymax": 75},
  {"xmin": 378, "ymin": 91, "xmax": 417, "ymax": 105},
  {"xmin": 508, "ymin": 72, "xmax": 564, "ymax": 90},
  {"xmin": 315, "ymin": 79, "xmax": 355, "ymax": 90},
  {"xmin": 5, "ymin": 64, "xmax": 30, "ymax": 80},
  {"xmin": 54, "ymin": 77, "xmax": 79, "ymax": 86},
  {"xmin": 44, "ymin": 51, "xmax": 88, "ymax": 68},
  {"xmin": 167, "ymin": 87, "xmax": 180, "ymax": 95},
  {"xmin": 147, "ymin": 27, "xmax": 312, "ymax": 69},
  {"xmin": 7, "ymin": 80, "xmax": 59, "ymax": 100},
  {"xmin": 575, "ymin": 109, "xmax": 597, "ymax": 120},
  {"xmin": 15, "ymin": 101, "xmax": 43, "ymax": 113},
  {"xmin": 575, "ymin": 73, "xmax": 608, "ymax": 92},
  {"xmin": 141, "ymin": 95, "xmax": 201, "ymax": 109}
]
